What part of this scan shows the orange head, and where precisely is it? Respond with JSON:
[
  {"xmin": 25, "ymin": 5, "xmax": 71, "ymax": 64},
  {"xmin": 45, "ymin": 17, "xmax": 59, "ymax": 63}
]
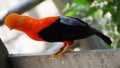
[
  {"xmin": 4, "ymin": 13, "xmax": 37, "ymax": 31},
  {"xmin": 5, "ymin": 13, "xmax": 24, "ymax": 30}
]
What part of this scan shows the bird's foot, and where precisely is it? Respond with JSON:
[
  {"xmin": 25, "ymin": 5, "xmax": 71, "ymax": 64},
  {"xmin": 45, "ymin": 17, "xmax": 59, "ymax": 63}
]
[{"xmin": 52, "ymin": 45, "xmax": 73, "ymax": 60}]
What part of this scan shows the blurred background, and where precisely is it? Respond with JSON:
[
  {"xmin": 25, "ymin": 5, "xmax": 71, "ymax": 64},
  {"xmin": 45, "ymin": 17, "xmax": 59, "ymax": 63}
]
[{"xmin": 0, "ymin": 0, "xmax": 119, "ymax": 54}]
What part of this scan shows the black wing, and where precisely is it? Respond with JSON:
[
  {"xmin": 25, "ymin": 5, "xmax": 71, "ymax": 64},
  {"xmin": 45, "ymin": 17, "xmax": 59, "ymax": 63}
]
[
  {"xmin": 60, "ymin": 16, "xmax": 88, "ymax": 27},
  {"xmin": 38, "ymin": 16, "xmax": 112, "ymax": 45},
  {"xmin": 38, "ymin": 16, "xmax": 92, "ymax": 41}
]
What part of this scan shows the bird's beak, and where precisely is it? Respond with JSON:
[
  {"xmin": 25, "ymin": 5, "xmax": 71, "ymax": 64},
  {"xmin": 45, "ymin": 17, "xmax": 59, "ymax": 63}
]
[
  {"xmin": 10, "ymin": 27, "xmax": 14, "ymax": 30},
  {"xmin": 10, "ymin": 28, "xmax": 13, "ymax": 30}
]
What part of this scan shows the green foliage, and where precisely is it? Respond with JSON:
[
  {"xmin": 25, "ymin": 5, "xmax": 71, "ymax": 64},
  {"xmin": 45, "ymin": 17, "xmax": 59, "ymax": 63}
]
[
  {"xmin": 117, "ymin": 24, "xmax": 120, "ymax": 33},
  {"xmin": 85, "ymin": 7, "xmax": 98, "ymax": 17},
  {"xmin": 63, "ymin": 3, "xmax": 82, "ymax": 16},
  {"xmin": 74, "ymin": 0, "xmax": 93, "ymax": 5},
  {"xmin": 96, "ymin": 0, "xmax": 104, "ymax": 3},
  {"xmin": 63, "ymin": 0, "xmax": 120, "ymax": 48}
]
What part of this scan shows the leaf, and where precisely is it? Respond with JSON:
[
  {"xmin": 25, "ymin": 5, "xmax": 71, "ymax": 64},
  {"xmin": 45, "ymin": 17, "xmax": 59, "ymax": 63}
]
[
  {"xmin": 65, "ymin": 8, "xmax": 80, "ymax": 17},
  {"xmin": 71, "ymin": 2, "xmax": 77, "ymax": 7},
  {"xmin": 117, "ymin": 24, "xmax": 120, "ymax": 33},
  {"xmin": 107, "ymin": 0, "xmax": 114, "ymax": 3},
  {"xmin": 96, "ymin": 0, "xmax": 104, "ymax": 3},
  {"xmin": 117, "ymin": 39, "xmax": 120, "ymax": 48},
  {"xmin": 62, "ymin": 3, "xmax": 70, "ymax": 12},
  {"xmin": 102, "ymin": 5, "xmax": 115, "ymax": 16},
  {"xmin": 93, "ymin": 10, "xmax": 100, "ymax": 19},
  {"xmin": 112, "ymin": 11, "xmax": 120, "ymax": 24},
  {"xmin": 85, "ymin": 7, "xmax": 98, "ymax": 17},
  {"xmin": 102, "ymin": 9, "xmax": 108, "ymax": 16},
  {"xmin": 65, "ymin": 11, "xmax": 76, "ymax": 16},
  {"xmin": 87, "ymin": 0, "xmax": 94, "ymax": 4},
  {"xmin": 73, "ymin": 0, "xmax": 90, "ymax": 5}
]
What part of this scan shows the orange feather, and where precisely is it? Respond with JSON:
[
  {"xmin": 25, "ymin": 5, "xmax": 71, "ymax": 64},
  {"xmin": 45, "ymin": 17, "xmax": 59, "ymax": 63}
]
[{"xmin": 5, "ymin": 13, "xmax": 60, "ymax": 41}]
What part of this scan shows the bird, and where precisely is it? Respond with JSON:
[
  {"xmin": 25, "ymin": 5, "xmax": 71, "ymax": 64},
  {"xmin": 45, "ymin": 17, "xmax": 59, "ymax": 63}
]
[{"xmin": 5, "ymin": 13, "xmax": 112, "ymax": 59}]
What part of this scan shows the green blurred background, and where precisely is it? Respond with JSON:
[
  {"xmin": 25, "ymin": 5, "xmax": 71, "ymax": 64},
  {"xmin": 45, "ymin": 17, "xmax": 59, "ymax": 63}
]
[{"xmin": 63, "ymin": 0, "xmax": 120, "ymax": 48}]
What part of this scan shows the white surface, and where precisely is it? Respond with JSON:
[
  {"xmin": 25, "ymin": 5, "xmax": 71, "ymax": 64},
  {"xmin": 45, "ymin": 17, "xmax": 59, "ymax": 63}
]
[{"xmin": 0, "ymin": 0, "xmax": 62, "ymax": 54}]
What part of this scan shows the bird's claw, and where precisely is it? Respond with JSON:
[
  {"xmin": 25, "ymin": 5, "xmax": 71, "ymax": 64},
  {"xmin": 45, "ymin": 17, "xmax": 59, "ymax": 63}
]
[
  {"xmin": 51, "ymin": 45, "xmax": 73, "ymax": 60},
  {"xmin": 51, "ymin": 50, "xmax": 62, "ymax": 60},
  {"xmin": 51, "ymin": 52, "xmax": 63, "ymax": 60}
]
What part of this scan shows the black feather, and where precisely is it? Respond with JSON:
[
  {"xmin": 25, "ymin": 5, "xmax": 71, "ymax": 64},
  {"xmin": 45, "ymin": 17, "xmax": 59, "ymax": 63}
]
[
  {"xmin": 38, "ymin": 16, "xmax": 112, "ymax": 45},
  {"xmin": 91, "ymin": 28, "xmax": 112, "ymax": 45}
]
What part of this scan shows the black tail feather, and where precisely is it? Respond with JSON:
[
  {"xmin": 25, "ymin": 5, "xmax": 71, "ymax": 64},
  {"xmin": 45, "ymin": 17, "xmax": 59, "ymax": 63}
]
[
  {"xmin": 96, "ymin": 31, "xmax": 112, "ymax": 45},
  {"xmin": 91, "ymin": 28, "xmax": 112, "ymax": 45}
]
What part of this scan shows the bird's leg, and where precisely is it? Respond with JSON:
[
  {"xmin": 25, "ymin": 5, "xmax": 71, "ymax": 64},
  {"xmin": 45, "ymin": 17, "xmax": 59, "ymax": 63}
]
[
  {"xmin": 52, "ymin": 48, "xmax": 63, "ymax": 58},
  {"xmin": 52, "ymin": 45, "xmax": 73, "ymax": 59},
  {"xmin": 57, "ymin": 44, "xmax": 73, "ymax": 59},
  {"xmin": 52, "ymin": 41, "xmax": 74, "ymax": 59}
]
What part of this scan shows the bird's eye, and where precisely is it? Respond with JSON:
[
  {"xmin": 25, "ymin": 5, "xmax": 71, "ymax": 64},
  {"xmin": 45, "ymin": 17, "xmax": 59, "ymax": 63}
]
[{"xmin": 19, "ymin": 18, "xmax": 24, "ymax": 24}]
